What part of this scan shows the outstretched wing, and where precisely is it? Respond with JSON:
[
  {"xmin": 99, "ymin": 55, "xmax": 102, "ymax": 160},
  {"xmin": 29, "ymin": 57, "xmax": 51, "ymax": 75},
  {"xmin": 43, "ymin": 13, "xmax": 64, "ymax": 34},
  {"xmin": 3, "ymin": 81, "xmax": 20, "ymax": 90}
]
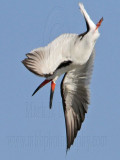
[
  {"xmin": 22, "ymin": 48, "xmax": 56, "ymax": 77},
  {"xmin": 22, "ymin": 34, "xmax": 78, "ymax": 78},
  {"xmin": 61, "ymin": 49, "xmax": 95, "ymax": 150}
]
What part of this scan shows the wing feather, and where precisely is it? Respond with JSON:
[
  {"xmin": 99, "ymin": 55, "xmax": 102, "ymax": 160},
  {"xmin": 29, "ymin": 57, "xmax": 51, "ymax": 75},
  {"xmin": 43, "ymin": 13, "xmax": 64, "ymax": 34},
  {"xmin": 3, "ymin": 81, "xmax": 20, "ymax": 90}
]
[
  {"xmin": 61, "ymin": 49, "xmax": 95, "ymax": 150},
  {"xmin": 22, "ymin": 34, "xmax": 78, "ymax": 77},
  {"xmin": 22, "ymin": 48, "xmax": 54, "ymax": 77}
]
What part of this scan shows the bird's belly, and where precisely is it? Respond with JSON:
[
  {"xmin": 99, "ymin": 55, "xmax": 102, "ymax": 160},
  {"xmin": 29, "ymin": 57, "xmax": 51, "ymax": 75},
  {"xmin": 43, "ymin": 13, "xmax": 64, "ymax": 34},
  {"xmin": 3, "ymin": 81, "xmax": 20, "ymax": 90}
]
[
  {"xmin": 72, "ymin": 41, "xmax": 94, "ymax": 65},
  {"xmin": 78, "ymin": 49, "xmax": 92, "ymax": 65}
]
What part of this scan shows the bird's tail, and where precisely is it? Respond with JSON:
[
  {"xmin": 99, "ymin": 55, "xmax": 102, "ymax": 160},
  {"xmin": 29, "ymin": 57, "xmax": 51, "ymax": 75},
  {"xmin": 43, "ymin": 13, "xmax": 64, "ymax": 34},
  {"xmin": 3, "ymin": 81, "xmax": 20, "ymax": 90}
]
[{"xmin": 79, "ymin": 3, "xmax": 96, "ymax": 29}]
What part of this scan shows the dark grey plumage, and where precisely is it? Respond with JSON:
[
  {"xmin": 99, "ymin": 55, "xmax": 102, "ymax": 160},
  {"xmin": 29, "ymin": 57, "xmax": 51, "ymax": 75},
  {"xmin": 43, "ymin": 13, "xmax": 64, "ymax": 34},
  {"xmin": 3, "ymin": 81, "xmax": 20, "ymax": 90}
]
[{"xmin": 61, "ymin": 49, "xmax": 95, "ymax": 149}]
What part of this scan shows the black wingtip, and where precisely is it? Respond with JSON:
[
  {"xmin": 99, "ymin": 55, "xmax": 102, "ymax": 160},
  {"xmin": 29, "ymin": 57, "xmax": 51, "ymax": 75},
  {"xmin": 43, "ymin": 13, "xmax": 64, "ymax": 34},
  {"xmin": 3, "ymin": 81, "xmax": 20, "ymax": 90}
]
[
  {"xmin": 21, "ymin": 59, "xmax": 27, "ymax": 66},
  {"xmin": 66, "ymin": 146, "xmax": 70, "ymax": 155},
  {"xmin": 22, "ymin": 53, "xmax": 31, "ymax": 66},
  {"xmin": 21, "ymin": 60, "xmax": 24, "ymax": 64}
]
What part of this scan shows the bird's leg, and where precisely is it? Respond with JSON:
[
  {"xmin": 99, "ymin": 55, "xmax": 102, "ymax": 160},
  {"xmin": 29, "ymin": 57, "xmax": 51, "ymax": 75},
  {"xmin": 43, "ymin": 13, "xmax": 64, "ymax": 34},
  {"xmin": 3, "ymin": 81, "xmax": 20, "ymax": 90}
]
[
  {"xmin": 49, "ymin": 81, "xmax": 56, "ymax": 109},
  {"xmin": 95, "ymin": 17, "xmax": 103, "ymax": 30}
]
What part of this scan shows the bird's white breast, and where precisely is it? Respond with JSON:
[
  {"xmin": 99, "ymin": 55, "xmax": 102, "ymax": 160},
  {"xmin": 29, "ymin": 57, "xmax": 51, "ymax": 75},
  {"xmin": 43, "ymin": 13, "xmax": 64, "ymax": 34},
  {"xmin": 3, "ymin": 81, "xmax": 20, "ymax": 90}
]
[{"xmin": 70, "ymin": 31, "xmax": 100, "ymax": 65}]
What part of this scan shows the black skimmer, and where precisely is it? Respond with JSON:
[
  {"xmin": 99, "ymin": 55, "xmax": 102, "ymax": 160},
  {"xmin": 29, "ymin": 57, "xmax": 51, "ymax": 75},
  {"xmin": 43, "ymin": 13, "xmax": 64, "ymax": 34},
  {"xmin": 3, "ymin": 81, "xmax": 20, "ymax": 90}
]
[{"xmin": 22, "ymin": 3, "xmax": 103, "ymax": 150}]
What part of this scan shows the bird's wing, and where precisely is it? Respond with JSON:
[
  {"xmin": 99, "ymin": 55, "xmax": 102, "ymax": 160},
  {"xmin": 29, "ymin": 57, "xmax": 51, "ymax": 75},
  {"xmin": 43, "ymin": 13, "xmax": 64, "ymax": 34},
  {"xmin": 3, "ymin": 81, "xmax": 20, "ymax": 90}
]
[
  {"xmin": 22, "ymin": 34, "xmax": 77, "ymax": 78},
  {"xmin": 61, "ymin": 49, "xmax": 95, "ymax": 150},
  {"xmin": 22, "ymin": 47, "xmax": 57, "ymax": 77}
]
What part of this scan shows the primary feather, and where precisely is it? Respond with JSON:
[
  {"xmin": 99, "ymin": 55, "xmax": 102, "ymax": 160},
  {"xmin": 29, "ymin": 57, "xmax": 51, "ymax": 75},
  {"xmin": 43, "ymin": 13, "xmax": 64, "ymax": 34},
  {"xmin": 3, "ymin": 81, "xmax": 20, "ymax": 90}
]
[{"xmin": 61, "ymin": 49, "xmax": 95, "ymax": 149}]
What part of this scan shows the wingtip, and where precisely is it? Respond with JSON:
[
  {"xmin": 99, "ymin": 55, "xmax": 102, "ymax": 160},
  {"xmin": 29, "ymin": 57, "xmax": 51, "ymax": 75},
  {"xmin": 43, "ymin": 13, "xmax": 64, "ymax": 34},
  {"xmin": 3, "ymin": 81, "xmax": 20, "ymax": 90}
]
[
  {"xmin": 22, "ymin": 53, "xmax": 29, "ymax": 65},
  {"xmin": 66, "ymin": 144, "xmax": 71, "ymax": 154},
  {"xmin": 21, "ymin": 59, "xmax": 24, "ymax": 64},
  {"xmin": 26, "ymin": 53, "xmax": 29, "ymax": 57},
  {"xmin": 21, "ymin": 58, "xmax": 27, "ymax": 66},
  {"xmin": 66, "ymin": 148, "xmax": 68, "ymax": 155}
]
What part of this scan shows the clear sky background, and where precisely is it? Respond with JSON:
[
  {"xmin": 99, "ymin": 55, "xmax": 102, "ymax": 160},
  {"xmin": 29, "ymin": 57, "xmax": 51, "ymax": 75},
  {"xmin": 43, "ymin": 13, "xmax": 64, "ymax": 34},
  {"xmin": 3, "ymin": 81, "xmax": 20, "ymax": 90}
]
[{"xmin": 0, "ymin": 0, "xmax": 120, "ymax": 159}]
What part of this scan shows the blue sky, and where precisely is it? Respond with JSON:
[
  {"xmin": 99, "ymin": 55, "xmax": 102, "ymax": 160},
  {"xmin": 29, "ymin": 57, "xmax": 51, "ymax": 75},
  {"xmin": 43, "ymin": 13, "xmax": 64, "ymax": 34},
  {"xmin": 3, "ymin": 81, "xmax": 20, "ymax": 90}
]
[{"xmin": 0, "ymin": 0, "xmax": 120, "ymax": 159}]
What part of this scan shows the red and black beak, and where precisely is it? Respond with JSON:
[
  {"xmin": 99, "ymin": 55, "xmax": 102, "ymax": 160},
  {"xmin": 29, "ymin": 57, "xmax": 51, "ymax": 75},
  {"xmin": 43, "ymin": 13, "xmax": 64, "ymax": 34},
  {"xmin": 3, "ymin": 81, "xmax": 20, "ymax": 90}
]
[
  {"xmin": 32, "ymin": 79, "xmax": 51, "ymax": 96},
  {"xmin": 49, "ymin": 81, "xmax": 56, "ymax": 109},
  {"xmin": 32, "ymin": 79, "xmax": 56, "ymax": 109}
]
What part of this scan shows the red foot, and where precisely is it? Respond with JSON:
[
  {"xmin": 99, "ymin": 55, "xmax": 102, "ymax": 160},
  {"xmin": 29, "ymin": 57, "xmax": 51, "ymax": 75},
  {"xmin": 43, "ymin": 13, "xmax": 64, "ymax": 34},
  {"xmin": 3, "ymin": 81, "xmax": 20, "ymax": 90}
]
[{"xmin": 96, "ymin": 17, "xmax": 103, "ymax": 30}]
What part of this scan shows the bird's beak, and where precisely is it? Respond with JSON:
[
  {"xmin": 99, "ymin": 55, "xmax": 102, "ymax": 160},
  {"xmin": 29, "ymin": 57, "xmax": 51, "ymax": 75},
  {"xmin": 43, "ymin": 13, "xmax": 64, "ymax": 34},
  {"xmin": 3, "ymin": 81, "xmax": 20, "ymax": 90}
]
[{"xmin": 95, "ymin": 17, "xmax": 103, "ymax": 30}]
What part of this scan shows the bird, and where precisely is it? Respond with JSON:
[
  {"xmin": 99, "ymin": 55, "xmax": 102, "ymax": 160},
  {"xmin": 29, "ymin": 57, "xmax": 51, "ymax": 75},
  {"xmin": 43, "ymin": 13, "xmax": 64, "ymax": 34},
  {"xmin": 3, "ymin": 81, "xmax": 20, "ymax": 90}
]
[{"xmin": 22, "ymin": 3, "xmax": 103, "ymax": 150}]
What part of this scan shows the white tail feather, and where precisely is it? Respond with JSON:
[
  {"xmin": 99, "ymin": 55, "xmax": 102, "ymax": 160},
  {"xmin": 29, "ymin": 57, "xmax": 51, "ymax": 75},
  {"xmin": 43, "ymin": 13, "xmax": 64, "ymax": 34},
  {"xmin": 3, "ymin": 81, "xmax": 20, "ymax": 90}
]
[{"xmin": 79, "ymin": 2, "xmax": 96, "ymax": 29}]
